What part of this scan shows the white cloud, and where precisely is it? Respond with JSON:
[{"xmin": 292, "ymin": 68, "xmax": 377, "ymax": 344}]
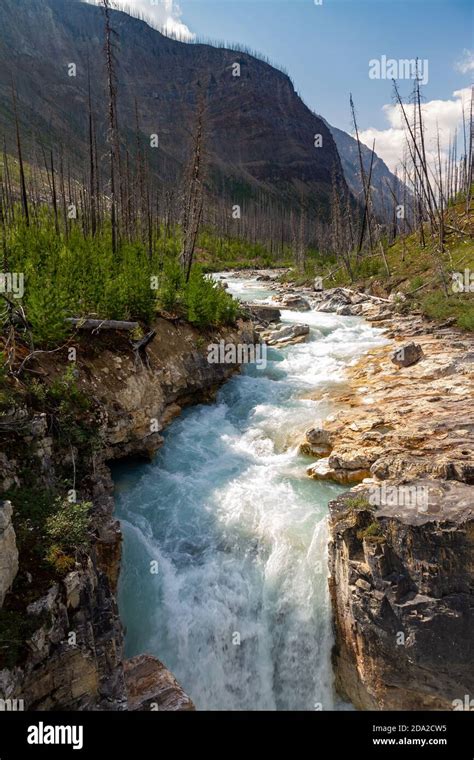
[
  {"xmin": 358, "ymin": 87, "xmax": 472, "ymax": 176},
  {"xmin": 84, "ymin": 0, "xmax": 195, "ymax": 41},
  {"xmin": 455, "ymin": 49, "xmax": 474, "ymax": 75}
]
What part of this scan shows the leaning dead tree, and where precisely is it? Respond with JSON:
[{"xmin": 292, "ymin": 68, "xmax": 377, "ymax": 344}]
[{"xmin": 350, "ymin": 94, "xmax": 374, "ymax": 258}]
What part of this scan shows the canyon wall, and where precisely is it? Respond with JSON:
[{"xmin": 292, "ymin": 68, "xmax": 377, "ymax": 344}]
[{"xmin": 0, "ymin": 317, "xmax": 255, "ymax": 710}]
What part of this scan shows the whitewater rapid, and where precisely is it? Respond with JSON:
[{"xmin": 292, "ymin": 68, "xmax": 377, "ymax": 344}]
[{"xmin": 113, "ymin": 274, "xmax": 386, "ymax": 710}]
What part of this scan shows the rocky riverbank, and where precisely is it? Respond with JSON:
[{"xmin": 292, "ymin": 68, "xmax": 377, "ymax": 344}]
[
  {"xmin": 322, "ymin": 309, "xmax": 473, "ymax": 710},
  {"xmin": 0, "ymin": 316, "xmax": 255, "ymax": 710},
  {"xmin": 231, "ymin": 269, "xmax": 474, "ymax": 710}
]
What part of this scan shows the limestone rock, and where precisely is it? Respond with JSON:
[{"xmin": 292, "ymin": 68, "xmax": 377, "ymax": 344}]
[
  {"xmin": 0, "ymin": 501, "xmax": 18, "ymax": 608},
  {"xmin": 124, "ymin": 655, "xmax": 195, "ymax": 711},
  {"xmin": 328, "ymin": 481, "xmax": 474, "ymax": 710},
  {"xmin": 265, "ymin": 323, "xmax": 310, "ymax": 346},
  {"xmin": 307, "ymin": 458, "xmax": 370, "ymax": 484},
  {"xmin": 316, "ymin": 288, "xmax": 352, "ymax": 312},
  {"xmin": 329, "ymin": 447, "xmax": 383, "ymax": 472},
  {"xmin": 300, "ymin": 427, "xmax": 333, "ymax": 457},
  {"xmin": 247, "ymin": 303, "xmax": 281, "ymax": 323},
  {"xmin": 279, "ymin": 294, "xmax": 311, "ymax": 311}
]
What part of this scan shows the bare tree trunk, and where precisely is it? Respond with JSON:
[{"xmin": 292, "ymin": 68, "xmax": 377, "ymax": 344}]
[
  {"xmin": 102, "ymin": 0, "xmax": 119, "ymax": 254},
  {"xmin": 11, "ymin": 79, "xmax": 29, "ymax": 225},
  {"xmin": 180, "ymin": 94, "xmax": 206, "ymax": 281},
  {"xmin": 350, "ymin": 94, "xmax": 373, "ymax": 257}
]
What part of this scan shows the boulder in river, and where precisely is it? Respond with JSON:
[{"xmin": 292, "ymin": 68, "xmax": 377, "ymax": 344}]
[
  {"xmin": 265, "ymin": 323, "xmax": 310, "ymax": 346},
  {"xmin": 280, "ymin": 294, "xmax": 312, "ymax": 311},
  {"xmin": 300, "ymin": 427, "xmax": 333, "ymax": 457},
  {"xmin": 316, "ymin": 288, "xmax": 353, "ymax": 313},
  {"xmin": 247, "ymin": 303, "xmax": 281, "ymax": 323}
]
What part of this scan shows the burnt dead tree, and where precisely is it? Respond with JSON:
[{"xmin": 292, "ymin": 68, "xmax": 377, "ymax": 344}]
[
  {"xmin": 180, "ymin": 94, "xmax": 206, "ymax": 281},
  {"xmin": 102, "ymin": 0, "xmax": 120, "ymax": 255},
  {"xmin": 350, "ymin": 94, "xmax": 374, "ymax": 258}
]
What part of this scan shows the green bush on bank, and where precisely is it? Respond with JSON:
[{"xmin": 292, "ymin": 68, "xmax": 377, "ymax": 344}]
[
  {"xmin": 4, "ymin": 211, "xmax": 240, "ymax": 347},
  {"xmin": 157, "ymin": 260, "xmax": 240, "ymax": 326},
  {"xmin": 45, "ymin": 498, "xmax": 91, "ymax": 552},
  {"xmin": 420, "ymin": 290, "xmax": 474, "ymax": 330},
  {"xmin": 5, "ymin": 483, "xmax": 92, "ymax": 578}
]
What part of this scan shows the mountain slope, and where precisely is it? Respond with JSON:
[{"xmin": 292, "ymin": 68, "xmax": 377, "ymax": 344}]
[
  {"xmin": 0, "ymin": 0, "xmax": 349, "ymax": 224},
  {"xmin": 324, "ymin": 119, "xmax": 408, "ymax": 219}
]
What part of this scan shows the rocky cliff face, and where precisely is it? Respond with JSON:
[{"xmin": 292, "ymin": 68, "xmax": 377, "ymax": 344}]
[
  {"xmin": 328, "ymin": 482, "xmax": 473, "ymax": 710},
  {"xmin": 0, "ymin": 317, "xmax": 255, "ymax": 710},
  {"xmin": 0, "ymin": 502, "xmax": 18, "ymax": 609},
  {"xmin": 0, "ymin": 0, "xmax": 347, "ymax": 218}
]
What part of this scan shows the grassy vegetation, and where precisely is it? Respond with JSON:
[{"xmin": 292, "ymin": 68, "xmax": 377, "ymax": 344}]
[
  {"xmin": 4, "ymin": 482, "xmax": 92, "ymax": 579},
  {"xmin": 283, "ymin": 200, "xmax": 474, "ymax": 331},
  {"xmin": 2, "ymin": 210, "xmax": 241, "ymax": 348},
  {"xmin": 197, "ymin": 228, "xmax": 292, "ymax": 272},
  {"xmin": 357, "ymin": 521, "xmax": 386, "ymax": 544},
  {"xmin": 345, "ymin": 495, "xmax": 375, "ymax": 511}
]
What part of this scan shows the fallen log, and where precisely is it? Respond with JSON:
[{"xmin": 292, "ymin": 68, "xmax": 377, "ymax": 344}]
[
  {"xmin": 66, "ymin": 318, "xmax": 139, "ymax": 332},
  {"xmin": 340, "ymin": 288, "xmax": 392, "ymax": 304}
]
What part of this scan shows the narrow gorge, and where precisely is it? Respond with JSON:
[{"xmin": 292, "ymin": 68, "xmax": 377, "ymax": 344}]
[
  {"xmin": 114, "ymin": 273, "xmax": 473, "ymax": 710},
  {"xmin": 1, "ymin": 273, "xmax": 472, "ymax": 712}
]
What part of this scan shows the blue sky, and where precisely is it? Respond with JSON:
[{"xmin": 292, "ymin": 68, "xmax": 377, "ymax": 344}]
[{"xmin": 177, "ymin": 0, "xmax": 472, "ymax": 132}]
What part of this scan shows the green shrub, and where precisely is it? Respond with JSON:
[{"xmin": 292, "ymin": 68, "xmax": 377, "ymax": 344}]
[
  {"xmin": 410, "ymin": 275, "xmax": 424, "ymax": 291},
  {"xmin": 357, "ymin": 522, "xmax": 385, "ymax": 543},
  {"xmin": 457, "ymin": 306, "xmax": 474, "ymax": 331},
  {"xmin": 421, "ymin": 291, "xmax": 474, "ymax": 331},
  {"xmin": 48, "ymin": 365, "xmax": 89, "ymax": 411},
  {"xmin": 185, "ymin": 268, "xmax": 239, "ymax": 326},
  {"xmin": 345, "ymin": 496, "xmax": 374, "ymax": 511},
  {"xmin": 6, "ymin": 485, "xmax": 55, "ymax": 529},
  {"xmin": 421, "ymin": 291, "xmax": 452, "ymax": 321},
  {"xmin": 158, "ymin": 259, "xmax": 184, "ymax": 312},
  {"xmin": 45, "ymin": 499, "xmax": 92, "ymax": 552},
  {"xmin": 355, "ymin": 257, "xmax": 382, "ymax": 279},
  {"xmin": 26, "ymin": 280, "xmax": 70, "ymax": 347}
]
